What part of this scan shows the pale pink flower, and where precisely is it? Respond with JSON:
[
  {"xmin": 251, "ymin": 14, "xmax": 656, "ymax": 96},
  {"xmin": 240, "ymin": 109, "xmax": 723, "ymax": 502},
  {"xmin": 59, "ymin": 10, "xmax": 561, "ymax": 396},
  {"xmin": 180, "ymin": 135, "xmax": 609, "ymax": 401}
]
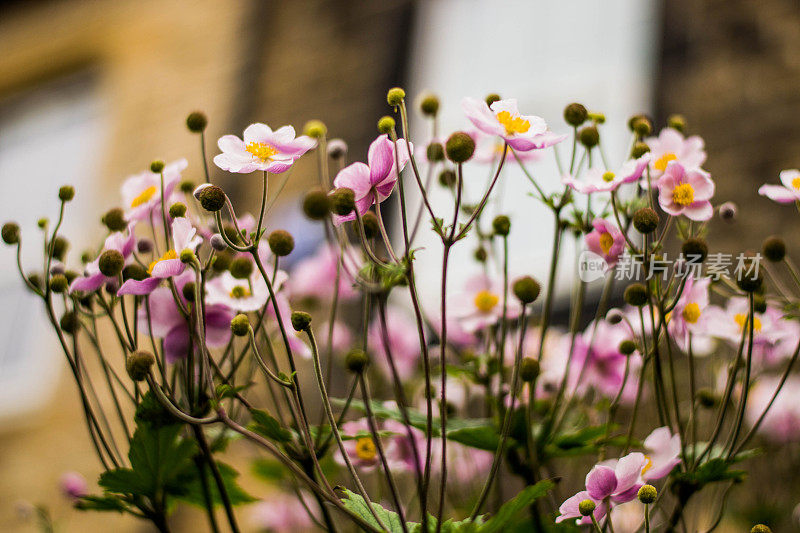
[
  {"xmin": 332, "ymin": 134, "xmax": 410, "ymax": 224},
  {"xmin": 317, "ymin": 321, "xmax": 353, "ymax": 354},
  {"xmin": 69, "ymin": 229, "xmax": 136, "ymax": 294},
  {"xmin": 205, "ymin": 269, "xmax": 280, "ymax": 313},
  {"xmin": 213, "ymin": 123, "xmax": 314, "ymax": 174},
  {"xmin": 657, "ymin": 161, "xmax": 715, "ymax": 221},
  {"xmin": 758, "ymin": 169, "xmax": 800, "ymax": 204},
  {"xmin": 122, "ymin": 159, "xmax": 188, "ymax": 222},
  {"xmin": 59, "ymin": 471, "xmax": 87, "ymax": 501},
  {"xmin": 645, "ymin": 127, "xmax": 706, "ymax": 178},
  {"xmin": 585, "ymin": 219, "xmax": 626, "ymax": 267},
  {"xmin": 746, "ymin": 375, "xmax": 800, "ymax": 443},
  {"xmin": 336, "ymin": 417, "xmax": 423, "ymax": 473},
  {"xmin": 249, "ymin": 492, "xmax": 315, "ymax": 532},
  {"xmin": 667, "ymin": 276, "xmax": 712, "ymax": 352},
  {"xmin": 368, "ymin": 307, "xmax": 420, "ymax": 380},
  {"xmin": 641, "ymin": 427, "xmax": 681, "ymax": 480},
  {"xmin": 461, "ymin": 97, "xmax": 565, "ymax": 151},
  {"xmin": 453, "ymin": 274, "xmax": 520, "ymax": 333},
  {"xmin": 573, "ymin": 319, "xmax": 641, "ymax": 402},
  {"xmin": 288, "ymin": 244, "xmax": 358, "ymax": 301},
  {"xmin": 562, "ymin": 155, "xmax": 650, "ymax": 194},
  {"xmin": 469, "ymin": 128, "xmax": 543, "ymax": 165}
]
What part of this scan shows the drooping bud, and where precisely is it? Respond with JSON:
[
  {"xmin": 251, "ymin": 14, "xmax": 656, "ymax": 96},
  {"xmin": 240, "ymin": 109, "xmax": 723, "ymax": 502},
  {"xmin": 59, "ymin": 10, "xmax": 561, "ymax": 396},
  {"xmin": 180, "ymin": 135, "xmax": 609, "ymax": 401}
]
[
  {"xmin": 445, "ymin": 132, "xmax": 475, "ymax": 163},
  {"xmin": 631, "ymin": 141, "xmax": 650, "ymax": 159},
  {"xmin": 290, "ymin": 311, "xmax": 312, "ymax": 331},
  {"xmin": 606, "ymin": 308, "xmax": 625, "ymax": 324},
  {"xmin": 386, "ymin": 87, "xmax": 406, "ymax": 107},
  {"xmin": 563, "ymin": 103, "xmax": 588, "ymax": 127},
  {"xmin": 230, "ymin": 314, "xmax": 250, "ymax": 336},
  {"xmin": 633, "ymin": 207, "xmax": 659, "ymax": 234},
  {"xmin": 512, "ymin": 276, "xmax": 541, "ymax": 304},
  {"xmin": 360, "ymin": 212, "xmax": 379, "ymax": 239},
  {"xmin": 719, "ymin": 201, "xmax": 737, "ymax": 222},
  {"xmin": 624, "ymin": 283, "xmax": 649, "ymax": 307},
  {"xmin": 126, "ymin": 350, "xmax": 155, "ymax": 381},
  {"xmin": 697, "ymin": 388, "xmax": 718, "ymax": 408},
  {"xmin": 137, "ymin": 238, "xmax": 154, "ymax": 254},
  {"xmin": 49, "ymin": 274, "xmax": 69, "ymax": 294},
  {"xmin": 2, "ymin": 222, "xmax": 20, "ymax": 245},
  {"xmin": 631, "ymin": 116, "xmax": 652, "ymax": 137},
  {"xmin": 60, "ymin": 311, "xmax": 80, "ymax": 334},
  {"xmin": 667, "ymin": 114, "xmax": 686, "ymax": 133},
  {"xmin": 98, "ymin": 250, "xmax": 125, "ymax": 277},
  {"xmin": 179, "ymin": 249, "xmax": 196, "ymax": 264},
  {"xmin": 268, "ymin": 230, "xmax": 295, "ymax": 257},
  {"xmin": 182, "ymin": 281, "xmax": 196, "ymax": 302},
  {"xmin": 485, "ymin": 93, "xmax": 501, "ymax": 106},
  {"xmin": 377, "ymin": 116, "xmax": 396, "ymax": 134}
]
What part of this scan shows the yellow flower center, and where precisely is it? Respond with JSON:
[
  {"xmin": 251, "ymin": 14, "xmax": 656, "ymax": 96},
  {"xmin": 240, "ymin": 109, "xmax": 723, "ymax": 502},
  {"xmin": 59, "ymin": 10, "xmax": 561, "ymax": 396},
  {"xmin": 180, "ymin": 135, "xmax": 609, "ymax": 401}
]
[
  {"xmin": 355, "ymin": 437, "xmax": 377, "ymax": 461},
  {"xmin": 602, "ymin": 171, "xmax": 616, "ymax": 183},
  {"xmin": 672, "ymin": 183, "xmax": 695, "ymax": 206},
  {"xmin": 245, "ymin": 142, "xmax": 279, "ymax": 161},
  {"xmin": 147, "ymin": 249, "xmax": 177, "ymax": 274},
  {"xmin": 654, "ymin": 152, "xmax": 678, "ymax": 172},
  {"xmin": 229, "ymin": 285, "xmax": 251, "ymax": 299},
  {"xmin": 131, "ymin": 185, "xmax": 157, "ymax": 208},
  {"xmin": 792, "ymin": 177, "xmax": 800, "ymax": 190},
  {"xmin": 495, "ymin": 111, "xmax": 530, "ymax": 136},
  {"xmin": 642, "ymin": 455, "xmax": 653, "ymax": 475},
  {"xmin": 682, "ymin": 302, "xmax": 701, "ymax": 324},
  {"xmin": 474, "ymin": 290, "xmax": 500, "ymax": 313},
  {"xmin": 734, "ymin": 313, "xmax": 762, "ymax": 332},
  {"xmin": 599, "ymin": 232, "xmax": 614, "ymax": 255}
]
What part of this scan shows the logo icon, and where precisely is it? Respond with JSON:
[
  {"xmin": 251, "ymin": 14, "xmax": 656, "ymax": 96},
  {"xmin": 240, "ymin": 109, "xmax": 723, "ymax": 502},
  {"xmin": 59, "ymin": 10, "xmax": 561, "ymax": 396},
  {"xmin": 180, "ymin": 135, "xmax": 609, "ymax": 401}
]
[{"xmin": 578, "ymin": 250, "xmax": 608, "ymax": 283}]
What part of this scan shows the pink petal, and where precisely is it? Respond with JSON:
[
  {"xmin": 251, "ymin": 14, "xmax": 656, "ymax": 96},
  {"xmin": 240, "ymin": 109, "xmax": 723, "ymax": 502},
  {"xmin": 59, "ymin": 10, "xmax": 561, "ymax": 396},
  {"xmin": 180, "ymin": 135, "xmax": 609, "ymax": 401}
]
[
  {"xmin": 117, "ymin": 277, "xmax": 160, "ymax": 295},
  {"xmin": 368, "ymin": 135, "xmax": 394, "ymax": 184},
  {"xmin": 150, "ymin": 259, "xmax": 186, "ymax": 279},
  {"xmin": 586, "ymin": 465, "xmax": 617, "ymax": 500},
  {"xmin": 759, "ymin": 184, "xmax": 798, "ymax": 204}
]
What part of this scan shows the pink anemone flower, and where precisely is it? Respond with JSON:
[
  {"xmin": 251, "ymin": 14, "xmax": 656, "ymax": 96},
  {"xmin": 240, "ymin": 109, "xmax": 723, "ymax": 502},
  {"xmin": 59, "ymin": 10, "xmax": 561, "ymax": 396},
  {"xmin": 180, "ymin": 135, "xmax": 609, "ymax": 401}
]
[
  {"xmin": 59, "ymin": 471, "xmax": 88, "ymax": 501},
  {"xmin": 332, "ymin": 134, "xmax": 411, "ymax": 224},
  {"xmin": 562, "ymin": 154, "xmax": 651, "ymax": 194},
  {"xmin": 213, "ymin": 123, "xmax": 315, "ymax": 174},
  {"xmin": 117, "ymin": 217, "xmax": 202, "ymax": 295},
  {"xmin": 288, "ymin": 243, "xmax": 358, "ymax": 301},
  {"xmin": 461, "ymin": 97, "xmax": 566, "ymax": 151},
  {"xmin": 641, "ymin": 426, "xmax": 681, "ymax": 481},
  {"xmin": 746, "ymin": 375, "xmax": 800, "ymax": 443},
  {"xmin": 758, "ymin": 169, "xmax": 800, "ymax": 204},
  {"xmin": 585, "ymin": 219, "xmax": 626, "ymax": 268},
  {"xmin": 469, "ymin": 129, "xmax": 543, "ymax": 165},
  {"xmin": 122, "ymin": 159, "xmax": 188, "ymax": 222},
  {"xmin": 656, "ymin": 161, "xmax": 715, "ymax": 221},
  {"xmin": 69, "ymin": 230, "xmax": 136, "ymax": 294},
  {"xmin": 573, "ymin": 318, "xmax": 641, "ymax": 402},
  {"xmin": 645, "ymin": 127, "xmax": 706, "ymax": 178},
  {"xmin": 453, "ymin": 273, "xmax": 520, "ymax": 333},
  {"xmin": 249, "ymin": 492, "xmax": 315, "ymax": 533},
  {"xmin": 205, "ymin": 268, "xmax": 275, "ymax": 313},
  {"xmin": 667, "ymin": 276, "xmax": 711, "ymax": 352}
]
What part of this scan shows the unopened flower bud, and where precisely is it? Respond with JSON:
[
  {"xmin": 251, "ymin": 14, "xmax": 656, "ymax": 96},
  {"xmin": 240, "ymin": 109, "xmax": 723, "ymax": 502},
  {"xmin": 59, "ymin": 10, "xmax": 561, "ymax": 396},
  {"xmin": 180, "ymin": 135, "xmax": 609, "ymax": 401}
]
[
  {"xmin": 762, "ymin": 236, "xmax": 786, "ymax": 263},
  {"xmin": 588, "ymin": 112, "xmax": 606, "ymax": 124},
  {"xmin": 230, "ymin": 314, "xmax": 250, "ymax": 336},
  {"xmin": 633, "ymin": 207, "xmax": 659, "ymax": 234},
  {"xmin": 520, "ymin": 357, "xmax": 540, "ymax": 382},
  {"xmin": 578, "ymin": 126, "xmax": 600, "ymax": 148},
  {"xmin": 2, "ymin": 222, "xmax": 20, "ymax": 245},
  {"xmin": 98, "ymin": 250, "xmax": 125, "ymax": 277},
  {"xmin": 667, "ymin": 114, "xmax": 686, "ymax": 133},
  {"xmin": 327, "ymin": 139, "xmax": 347, "ymax": 159},
  {"xmin": 682, "ymin": 238, "xmax": 708, "ymax": 262},
  {"xmin": 58, "ymin": 185, "xmax": 75, "ymax": 202},
  {"xmin": 123, "ymin": 264, "xmax": 147, "ymax": 281},
  {"xmin": 627, "ymin": 114, "xmax": 650, "ymax": 132},
  {"xmin": 137, "ymin": 238, "xmax": 153, "ymax": 254},
  {"xmin": 49, "ymin": 274, "xmax": 69, "ymax": 294},
  {"xmin": 150, "ymin": 160, "xmax": 165, "ymax": 173},
  {"xmin": 209, "ymin": 234, "xmax": 227, "ymax": 251},
  {"xmin": 169, "ymin": 202, "xmax": 187, "ymax": 218},
  {"xmin": 719, "ymin": 201, "xmax": 737, "ymax": 222},
  {"xmin": 179, "ymin": 180, "xmax": 195, "ymax": 193},
  {"xmin": 345, "ymin": 349, "xmax": 369, "ymax": 373},
  {"xmin": 213, "ymin": 250, "xmax": 232, "ymax": 272},
  {"xmin": 631, "ymin": 141, "xmax": 650, "ymax": 159},
  {"xmin": 485, "ymin": 93, "xmax": 501, "ymax": 106},
  {"xmin": 753, "ymin": 294, "xmax": 767, "ymax": 313},
  {"xmin": 563, "ymin": 103, "xmax": 588, "ymax": 127},
  {"xmin": 102, "ymin": 208, "xmax": 127, "ymax": 232},
  {"xmin": 578, "ymin": 499, "xmax": 596, "ymax": 517},
  {"xmin": 229, "ymin": 256, "xmax": 253, "ymax": 279},
  {"xmin": 126, "ymin": 350, "xmax": 155, "ymax": 381},
  {"xmin": 606, "ymin": 308, "xmax": 625, "ymax": 324},
  {"xmin": 736, "ymin": 267, "xmax": 763, "ymax": 293},
  {"xmin": 387, "ymin": 87, "xmax": 406, "ymax": 106},
  {"xmin": 512, "ymin": 276, "xmax": 541, "ymax": 304},
  {"xmin": 179, "ymin": 249, "xmax": 196, "ymax": 263},
  {"xmin": 619, "ymin": 339, "xmax": 637, "ymax": 355},
  {"xmin": 329, "ymin": 188, "xmax": 355, "ymax": 216},
  {"xmin": 474, "ymin": 247, "xmax": 488, "ymax": 262},
  {"xmin": 186, "ymin": 111, "xmax": 208, "ymax": 133},
  {"xmin": 49, "ymin": 236, "xmax": 68, "ymax": 261},
  {"xmin": 80, "ymin": 251, "xmax": 93, "ymax": 264},
  {"xmin": 196, "ymin": 184, "xmax": 226, "ymax": 212},
  {"xmin": 445, "ymin": 132, "xmax": 475, "ymax": 163},
  {"xmin": 303, "ymin": 120, "xmax": 327, "ymax": 139},
  {"xmin": 750, "ymin": 525, "xmax": 772, "ymax": 533},
  {"xmin": 697, "ymin": 388, "xmax": 718, "ymax": 408},
  {"xmin": 268, "ymin": 230, "xmax": 295, "ymax": 257},
  {"xmin": 303, "ymin": 188, "xmax": 330, "ymax": 220},
  {"xmin": 624, "ymin": 283, "xmax": 648, "ymax": 307},
  {"xmin": 37, "ymin": 218, "xmax": 48, "ymax": 229},
  {"xmin": 637, "ymin": 484, "xmax": 657, "ymax": 504},
  {"xmin": 377, "ymin": 116, "xmax": 395, "ymax": 134},
  {"xmin": 438, "ymin": 169, "xmax": 457, "ymax": 188},
  {"xmin": 290, "ymin": 311, "xmax": 312, "ymax": 331},
  {"xmin": 426, "ymin": 142, "xmax": 445, "ymax": 162},
  {"xmin": 631, "ymin": 116, "xmax": 652, "ymax": 137},
  {"xmin": 419, "ymin": 94, "xmax": 440, "ymax": 116},
  {"xmin": 182, "ymin": 281, "xmax": 196, "ymax": 302},
  {"xmin": 60, "ymin": 311, "xmax": 80, "ymax": 334},
  {"xmin": 360, "ymin": 212, "xmax": 379, "ymax": 239},
  {"xmin": 492, "ymin": 215, "xmax": 511, "ymax": 236},
  {"xmin": 50, "ymin": 264, "xmax": 66, "ymax": 276}
]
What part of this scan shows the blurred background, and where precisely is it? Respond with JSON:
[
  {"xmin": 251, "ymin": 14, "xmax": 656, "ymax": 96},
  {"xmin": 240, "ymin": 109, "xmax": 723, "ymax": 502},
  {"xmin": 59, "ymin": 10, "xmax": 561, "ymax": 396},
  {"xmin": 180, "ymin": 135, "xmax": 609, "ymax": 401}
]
[{"xmin": 2, "ymin": 0, "xmax": 800, "ymax": 531}]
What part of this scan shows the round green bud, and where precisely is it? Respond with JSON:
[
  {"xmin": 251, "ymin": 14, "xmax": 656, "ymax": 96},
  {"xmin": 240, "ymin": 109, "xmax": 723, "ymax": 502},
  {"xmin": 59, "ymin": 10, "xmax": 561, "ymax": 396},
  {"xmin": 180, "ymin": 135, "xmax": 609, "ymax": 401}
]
[
  {"xmin": 563, "ymin": 103, "xmax": 588, "ymax": 127},
  {"xmin": 637, "ymin": 484, "xmax": 657, "ymax": 504},
  {"xmin": 186, "ymin": 111, "xmax": 208, "ymax": 133},
  {"xmin": 445, "ymin": 132, "xmax": 475, "ymax": 163},
  {"xmin": 329, "ymin": 187, "xmax": 356, "ymax": 216},
  {"xmin": 230, "ymin": 314, "xmax": 250, "ymax": 336},
  {"xmin": 438, "ymin": 169, "xmax": 457, "ymax": 188},
  {"xmin": 80, "ymin": 251, "xmax": 93, "ymax": 264},
  {"xmin": 631, "ymin": 141, "xmax": 651, "ymax": 159},
  {"xmin": 387, "ymin": 87, "xmax": 406, "ymax": 106},
  {"xmin": 633, "ymin": 207, "xmax": 659, "ymax": 234},
  {"xmin": 182, "ymin": 281, "xmax": 196, "ymax": 302},
  {"xmin": 377, "ymin": 116, "xmax": 396, "ymax": 134},
  {"xmin": 28, "ymin": 273, "xmax": 43, "ymax": 291},
  {"xmin": 303, "ymin": 119, "xmax": 327, "ymax": 139},
  {"xmin": 697, "ymin": 388, "xmax": 718, "ymax": 408},
  {"xmin": 473, "ymin": 247, "xmax": 488, "ymax": 262},
  {"xmin": 51, "ymin": 236, "xmax": 69, "ymax": 261},
  {"xmin": 168, "ymin": 202, "xmax": 187, "ymax": 218},
  {"xmin": 60, "ymin": 311, "xmax": 80, "ymax": 334},
  {"xmin": 578, "ymin": 126, "xmax": 600, "ymax": 148},
  {"xmin": 492, "ymin": 215, "xmax": 511, "ymax": 237},
  {"xmin": 213, "ymin": 250, "xmax": 233, "ymax": 272},
  {"xmin": 667, "ymin": 114, "xmax": 686, "ymax": 133},
  {"xmin": 361, "ymin": 212, "xmax": 379, "ymax": 239},
  {"xmin": 197, "ymin": 185, "xmax": 226, "ymax": 212},
  {"xmin": 485, "ymin": 93, "xmax": 501, "ymax": 106},
  {"xmin": 419, "ymin": 94, "xmax": 440, "ymax": 116},
  {"xmin": 49, "ymin": 274, "xmax": 69, "ymax": 294},
  {"xmin": 624, "ymin": 283, "xmax": 649, "ymax": 307},
  {"xmin": 627, "ymin": 114, "xmax": 650, "ymax": 132},
  {"xmin": 102, "ymin": 208, "xmax": 128, "ymax": 232},
  {"xmin": 345, "ymin": 349, "xmax": 369, "ymax": 373},
  {"xmin": 578, "ymin": 499, "xmax": 596, "ymax": 517},
  {"xmin": 762, "ymin": 236, "xmax": 786, "ymax": 263},
  {"xmin": 37, "ymin": 218, "xmax": 48, "ymax": 229},
  {"xmin": 126, "ymin": 350, "xmax": 155, "ymax": 381},
  {"xmin": 179, "ymin": 249, "xmax": 196, "ymax": 263},
  {"xmin": 229, "ymin": 256, "xmax": 253, "ymax": 279},
  {"xmin": 179, "ymin": 179, "xmax": 195, "ymax": 193},
  {"xmin": 98, "ymin": 250, "xmax": 125, "ymax": 277},
  {"xmin": 520, "ymin": 357, "xmax": 540, "ymax": 382},
  {"xmin": 2, "ymin": 222, "xmax": 20, "ymax": 245},
  {"xmin": 512, "ymin": 276, "xmax": 541, "ymax": 304},
  {"xmin": 682, "ymin": 238, "xmax": 708, "ymax": 262},
  {"xmin": 754, "ymin": 294, "xmax": 767, "ymax": 314},
  {"xmin": 619, "ymin": 339, "xmax": 637, "ymax": 356},
  {"xmin": 750, "ymin": 525, "xmax": 772, "ymax": 533},
  {"xmin": 303, "ymin": 188, "xmax": 330, "ymax": 220},
  {"xmin": 736, "ymin": 265, "xmax": 763, "ymax": 293},
  {"xmin": 290, "ymin": 311, "xmax": 312, "ymax": 331},
  {"xmin": 268, "ymin": 230, "xmax": 295, "ymax": 257},
  {"xmin": 58, "ymin": 185, "xmax": 75, "ymax": 202},
  {"xmin": 631, "ymin": 116, "xmax": 652, "ymax": 137},
  {"xmin": 150, "ymin": 160, "xmax": 165, "ymax": 173},
  {"xmin": 122, "ymin": 264, "xmax": 148, "ymax": 282},
  {"xmin": 426, "ymin": 142, "xmax": 445, "ymax": 162}
]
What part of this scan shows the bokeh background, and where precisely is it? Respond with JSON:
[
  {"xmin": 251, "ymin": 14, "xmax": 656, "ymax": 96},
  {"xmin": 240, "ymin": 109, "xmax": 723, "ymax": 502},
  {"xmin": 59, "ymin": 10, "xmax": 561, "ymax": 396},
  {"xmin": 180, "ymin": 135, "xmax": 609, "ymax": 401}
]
[{"xmin": 1, "ymin": 0, "xmax": 799, "ymax": 531}]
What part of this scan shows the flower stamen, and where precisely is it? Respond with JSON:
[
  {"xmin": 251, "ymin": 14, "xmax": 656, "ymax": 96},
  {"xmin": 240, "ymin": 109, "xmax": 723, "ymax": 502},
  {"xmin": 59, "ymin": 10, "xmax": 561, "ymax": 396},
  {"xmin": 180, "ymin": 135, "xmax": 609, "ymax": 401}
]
[
  {"xmin": 147, "ymin": 249, "xmax": 177, "ymax": 274},
  {"xmin": 131, "ymin": 186, "xmax": 157, "ymax": 208},
  {"xmin": 355, "ymin": 437, "xmax": 377, "ymax": 461},
  {"xmin": 655, "ymin": 152, "xmax": 678, "ymax": 172},
  {"xmin": 672, "ymin": 183, "xmax": 695, "ymax": 206},
  {"xmin": 496, "ymin": 111, "xmax": 530, "ymax": 136},
  {"xmin": 246, "ymin": 142, "xmax": 279, "ymax": 162},
  {"xmin": 682, "ymin": 302, "xmax": 701, "ymax": 324},
  {"xmin": 474, "ymin": 289, "xmax": 500, "ymax": 313}
]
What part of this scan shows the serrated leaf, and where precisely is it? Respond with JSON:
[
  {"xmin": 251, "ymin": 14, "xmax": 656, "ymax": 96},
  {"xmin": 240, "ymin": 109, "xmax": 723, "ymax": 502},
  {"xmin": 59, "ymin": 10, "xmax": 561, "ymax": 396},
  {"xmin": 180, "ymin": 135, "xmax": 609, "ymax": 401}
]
[{"xmin": 339, "ymin": 487, "xmax": 406, "ymax": 532}]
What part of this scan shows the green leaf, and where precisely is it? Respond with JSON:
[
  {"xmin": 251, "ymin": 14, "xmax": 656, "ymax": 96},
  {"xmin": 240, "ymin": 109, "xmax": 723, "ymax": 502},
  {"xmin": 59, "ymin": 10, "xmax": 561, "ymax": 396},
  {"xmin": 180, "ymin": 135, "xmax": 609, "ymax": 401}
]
[
  {"xmin": 249, "ymin": 408, "xmax": 293, "ymax": 443},
  {"xmin": 252, "ymin": 458, "xmax": 286, "ymax": 482},
  {"xmin": 446, "ymin": 424, "xmax": 504, "ymax": 451},
  {"xmin": 479, "ymin": 480, "xmax": 554, "ymax": 533},
  {"xmin": 674, "ymin": 457, "xmax": 747, "ymax": 488},
  {"xmin": 338, "ymin": 487, "xmax": 406, "ymax": 532},
  {"xmin": 178, "ymin": 461, "xmax": 256, "ymax": 507},
  {"xmin": 75, "ymin": 495, "xmax": 130, "ymax": 513}
]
